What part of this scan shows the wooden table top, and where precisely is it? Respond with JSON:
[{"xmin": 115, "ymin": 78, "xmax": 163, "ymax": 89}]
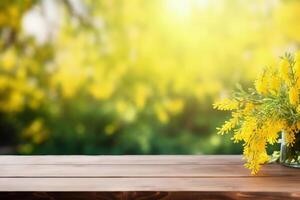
[{"xmin": 0, "ymin": 155, "xmax": 299, "ymax": 194}]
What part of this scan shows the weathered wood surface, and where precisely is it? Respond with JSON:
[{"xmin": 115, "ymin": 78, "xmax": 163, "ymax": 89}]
[{"xmin": 0, "ymin": 155, "xmax": 299, "ymax": 199}]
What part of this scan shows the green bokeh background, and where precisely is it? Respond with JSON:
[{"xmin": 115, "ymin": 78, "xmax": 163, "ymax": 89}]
[{"xmin": 0, "ymin": 0, "xmax": 298, "ymax": 155}]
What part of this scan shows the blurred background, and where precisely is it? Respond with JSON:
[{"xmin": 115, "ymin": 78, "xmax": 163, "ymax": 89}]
[{"xmin": 0, "ymin": 0, "xmax": 299, "ymax": 155}]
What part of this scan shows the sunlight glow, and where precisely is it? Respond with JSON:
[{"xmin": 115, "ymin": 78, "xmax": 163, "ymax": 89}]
[
  {"xmin": 195, "ymin": 0, "xmax": 209, "ymax": 8},
  {"xmin": 164, "ymin": 0, "xmax": 192, "ymax": 18},
  {"xmin": 164, "ymin": 0, "xmax": 210, "ymax": 20}
]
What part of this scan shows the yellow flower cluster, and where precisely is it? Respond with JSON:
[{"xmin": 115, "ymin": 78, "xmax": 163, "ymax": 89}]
[
  {"xmin": 0, "ymin": 48, "xmax": 45, "ymax": 113},
  {"xmin": 213, "ymin": 98, "xmax": 239, "ymax": 111},
  {"xmin": 214, "ymin": 51, "xmax": 300, "ymax": 174},
  {"xmin": 216, "ymin": 112, "xmax": 240, "ymax": 135}
]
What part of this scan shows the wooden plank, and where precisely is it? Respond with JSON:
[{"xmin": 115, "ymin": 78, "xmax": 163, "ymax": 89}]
[
  {"xmin": 1, "ymin": 155, "xmax": 299, "ymax": 195},
  {"xmin": 1, "ymin": 177, "xmax": 300, "ymax": 192},
  {"xmin": 0, "ymin": 192, "xmax": 299, "ymax": 200},
  {"xmin": 0, "ymin": 163, "xmax": 298, "ymax": 177},
  {"xmin": 0, "ymin": 155, "xmax": 243, "ymax": 165}
]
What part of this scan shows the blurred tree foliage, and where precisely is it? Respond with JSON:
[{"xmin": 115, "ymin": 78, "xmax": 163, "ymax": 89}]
[{"xmin": 0, "ymin": 0, "xmax": 299, "ymax": 154}]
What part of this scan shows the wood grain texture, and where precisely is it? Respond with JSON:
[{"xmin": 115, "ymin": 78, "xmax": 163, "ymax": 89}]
[
  {"xmin": 0, "ymin": 155, "xmax": 243, "ymax": 165},
  {"xmin": 0, "ymin": 163, "xmax": 298, "ymax": 177},
  {"xmin": 1, "ymin": 177, "xmax": 300, "ymax": 192},
  {"xmin": 0, "ymin": 155, "xmax": 299, "ymax": 199}
]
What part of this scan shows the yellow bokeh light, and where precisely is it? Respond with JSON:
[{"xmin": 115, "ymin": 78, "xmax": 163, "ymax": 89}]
[{"xmin": 164, "ymin": 0, "xmax": 192, "ymax": 18}]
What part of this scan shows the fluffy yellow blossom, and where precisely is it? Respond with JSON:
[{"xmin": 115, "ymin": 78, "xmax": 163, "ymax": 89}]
[
  {"xmin": 269, "ymin": 75, "xmax": 281, "ymax": 94},
  {"xmin": 295, "ymin": 52, "xmax": 300, "ymax": 86},
  {"xmin": 231, "ymin": 116, "xmax": 257, "ymax": 143},
  {"xmin": 213, "ymin": 98, "xmax": 239, "ymax": 110},
  {"xmin": 289, "ymin": 86, "xmax": 299, "ymax": 106},
  {"xmin": 264, "ymin": 120, "xmax": 285, "ymax": 144},
  {"xmin": 243, "ymin": 134, "xmax": 269, "ymax": 175},
  {"xmin": 214, "ymin": 52, "xmax": 300, "ymax": 174},
  {"xmin": 217, "ymin": 112, "xmax": 240, "ymax": 135},
  {"xmin": 255, "ymin": 76, "xmax": 268, "ymax": 94},
  {"xmin": 279, "ymin": 59, "xmax": 290, "ymax": 84},
  {"xmin": 284, "ymin": 131, "xmax": 296, "ymax": 147},
  {"xmin": 295, "ymin": 62, "xmax": 300, "ymax": 79},
  {"xmin": 283, "ymin": 122, "xmax": 300, "ymax": 147},
  {"xmin": 295, "ymin": 66, "xmax": 300, "ymax": 81},
  {"xmin": 243, "ymin": 103, "xmax": 255, "ymax": 113}
]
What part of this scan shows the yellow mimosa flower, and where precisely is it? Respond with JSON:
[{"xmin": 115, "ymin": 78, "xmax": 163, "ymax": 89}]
[
  {"xmin": 295, "ymin": 52, "xmax": 300, "ymax": 78},
  {"xmin": 255, "ymin": 77, "xmax": 268, "ymax": 95},
  {"xmin": 269, "ymin": 75, "xmax": 281, "ymax": 94},
  {"xmin": 284, "ymin": 130, "xmax": 296, "ymax": 147},
  {"xmin": 279, "ymin": 59, "xmax": 290, "ymax": 83},
  {"xmin": 213, "ymin": 98, "xmax": 239, "ymax": 110},
  {"xmin": 214, "ymin": 52, "xmax": 300, "ymax": 174},
  {"xmin": 289, "ymin": 86, "xmax": 299, "ymax": 106},
  {"xmin": 295, "ymin": 62, "xmax": 300, "ymax": 79},
  {"xmin": 243, "ymin": 103, "xmax": 255, "ymax": 113}
]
